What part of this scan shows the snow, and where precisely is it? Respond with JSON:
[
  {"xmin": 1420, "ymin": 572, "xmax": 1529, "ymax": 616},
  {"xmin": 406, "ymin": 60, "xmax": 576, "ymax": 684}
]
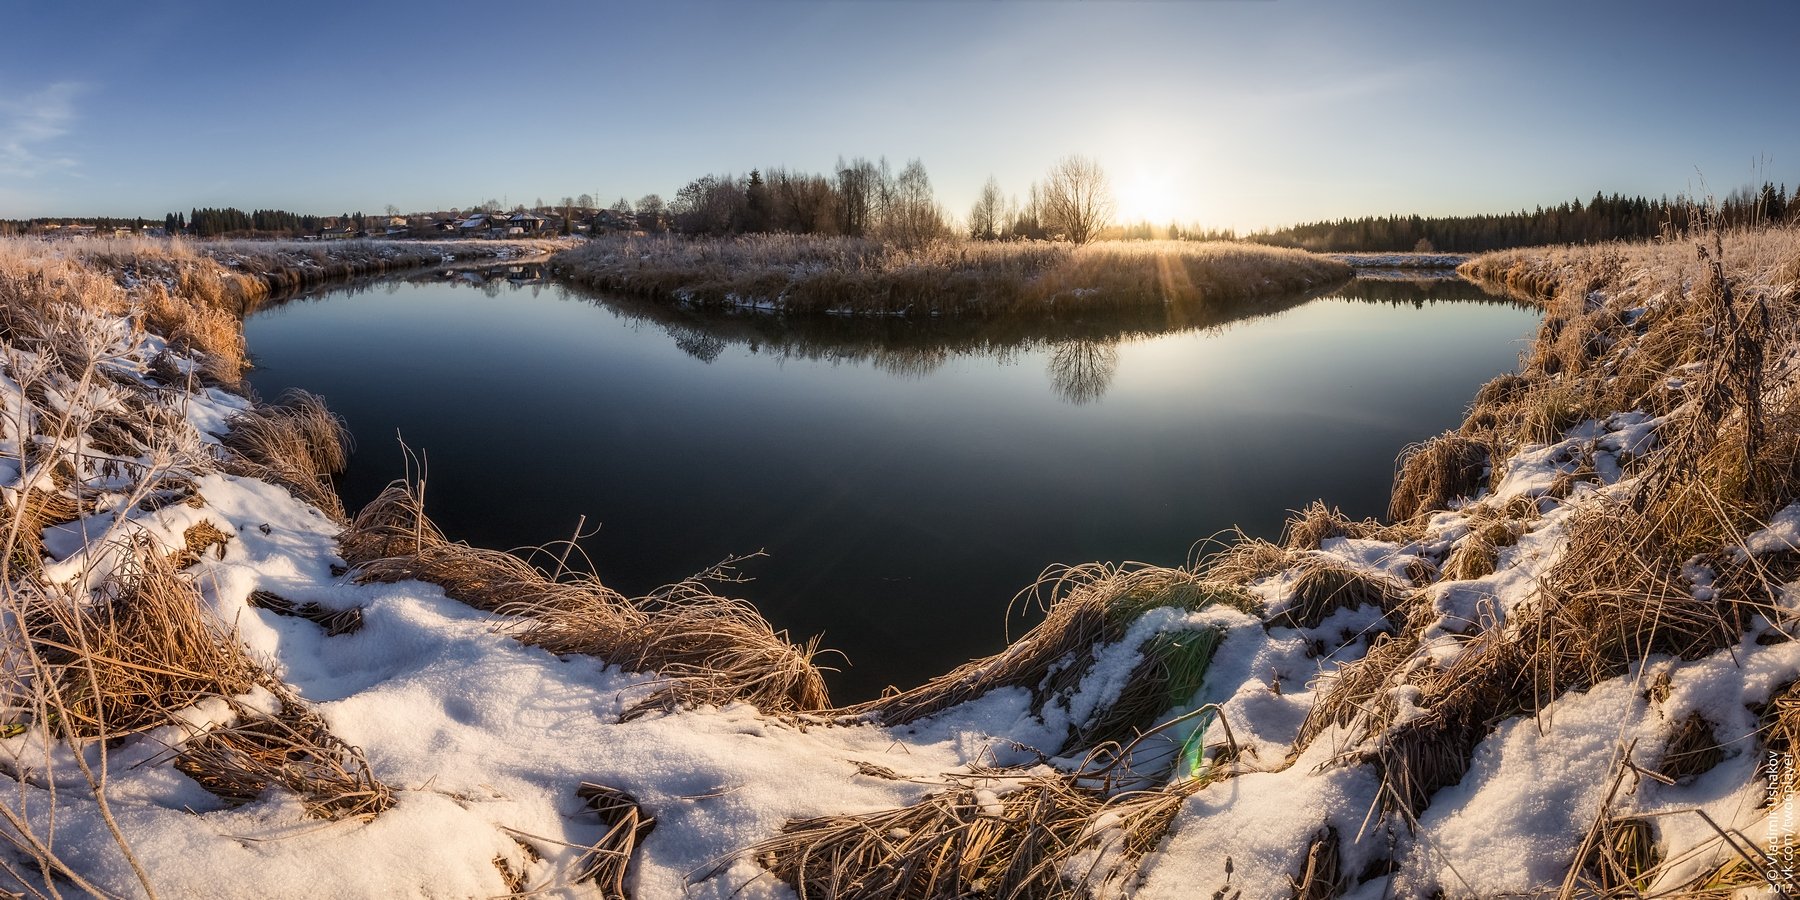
[
  {"xmin": 6, "ymin": 247, "xmax": 1798, "ymax": 899},
  {"xmin": 1740, "ymin": 501, "xmax": 1800, "ymax": 558}
]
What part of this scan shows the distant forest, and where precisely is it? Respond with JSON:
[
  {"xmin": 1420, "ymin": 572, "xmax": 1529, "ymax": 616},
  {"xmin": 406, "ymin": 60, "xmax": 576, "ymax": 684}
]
[
  {"xmin": 1247, "ymin": 182, "xmax": 1794, "ymax": 253},
  {"xmin": 2, "ymin": 177, "xmax": 1792, "ymax": 253}
]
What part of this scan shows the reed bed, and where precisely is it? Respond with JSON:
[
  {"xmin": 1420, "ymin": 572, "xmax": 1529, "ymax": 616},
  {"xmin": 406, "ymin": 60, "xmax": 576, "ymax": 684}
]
[
  {"xmin": 553, "ymin": 235, "xmax": 1351, "ymax": 317},
  {"xmin": 339, "ymin": 481, "xmax": 831, "ymax": 716},
  {"xmin": 1323, "ymin": 225, "xmax": 1800, "ymax": 835}
]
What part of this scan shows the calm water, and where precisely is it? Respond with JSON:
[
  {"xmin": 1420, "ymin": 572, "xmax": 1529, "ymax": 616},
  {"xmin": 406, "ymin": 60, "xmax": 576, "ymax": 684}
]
[{"xmin": 243, "ymin": 270, "xmax": 1537, "ymax": 701}]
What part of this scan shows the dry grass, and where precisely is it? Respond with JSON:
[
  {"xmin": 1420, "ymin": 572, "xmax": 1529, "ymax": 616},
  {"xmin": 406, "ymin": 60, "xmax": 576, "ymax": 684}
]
[
  {"xmin": 1388, "ymin": 433, "xmax": 1490, "ymax": 523},
  {"xmin": 1199, "ymin": 534, "xmax": 1300, "ymax": 588},
  {"xmin": 1439, "ymin": 506, "xmax": 1524, "ymax": 581},
  {"xmin": 1265, "ymin": 556, "xmax": 1411, "ymax": 632},
  {"xmin": 1364, "ymin": 494, "xmax": 1740, "ymax": 819},
  {"xmin": 1573, "ymin": 816, "xmax": 1660, "ymax": 896},
  {"xmin": 170, "ymin": 688, "xmax": 393, "ymax": 820},
  {"xmin": 554, "ymin": 235, "xmax": 1351, "ymax": 317},
  {"xmin": 21, "ymin": 541, "xmax": 258, "ymax": 739},
  {"xmin": 246, "ymin": 588, "xmax": 364, "ymax": 636},
  {"xmin": 340, "ymin": 481, "xmax": 831, "ymax": 717},
  {"xmin": 1281, "ymin": 501, "xmax": 1386, "ymax": 551},
  {"xmin": 171, "ymin": 519, "xmax": 231, "ymax": 569},
  {"xmin": 573, "ymin": 782, "xmax": 656, "ymax": 898},
  {"xmin": 140, "ymin": 281, "xmax": 247, "ymax": 386},
  {"xmin": 847, "ymin": 564, "xmax": 1257, "ymax": 733},
  {"xmin": 4, "ymin": 484, "xmax": 84, "ymax": 574},
  {"xmin": 1654, "ymin": 712, "xmax": 1723, "ymax": 783},
  {"xmin": 752, "ymin": 772, "xmax": 1106, "ymax": 900},
  {"xmin": 1067, "ymin": 627, "xmax": 1224, "ymax": 758},
  {"xmin": 748, "ymin": 754, "xmax": 1235, "ymax": 900},
  {"xmin": 1292, "ymin": 826, "xmax": 1346, "ymax": 900},
  {"xmin": 219, "ymin": 389, "xmax": 352, "ymax": 521}
]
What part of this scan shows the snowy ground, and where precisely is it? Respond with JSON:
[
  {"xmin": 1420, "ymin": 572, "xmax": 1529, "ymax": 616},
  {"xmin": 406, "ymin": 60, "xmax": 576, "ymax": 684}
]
[{"xmin": 3, "ymin": 241, "xmax": 1795, "ymax": 897}]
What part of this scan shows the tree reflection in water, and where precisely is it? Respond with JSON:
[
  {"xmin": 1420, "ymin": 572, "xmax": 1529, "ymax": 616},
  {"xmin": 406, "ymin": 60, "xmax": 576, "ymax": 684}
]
[{"xmin": 1046, "ymin": 340, "xmax": 1118, "ymax": 404}]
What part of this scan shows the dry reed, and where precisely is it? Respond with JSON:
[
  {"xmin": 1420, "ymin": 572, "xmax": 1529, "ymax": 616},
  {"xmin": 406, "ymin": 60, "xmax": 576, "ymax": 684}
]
[
  {"xmin": 1291, "ymin": 826, "xmax": 1346, "ymax": 900},
  {"xmin": 753, "ymin": 772, "xmax": 1106, "ymax": 900},
  {"xmin": 170, "ymin": 688, "xmax": 393, "ymax": 820},
  {"xmin": 1388, "ymin": 433, "xmax": 1489, "ymax": 523},
  {"xmin": 340, "ymin": 481, "xmax": 830, "ymax": 716},
  {"xmin": 1281, "ymin": 501, "xmax": 1385, "ymax": 552},
  {"xmin": 849, "ymin": 564, "xmax": 1256, "ymax": 732},
  {"xmin": 554, "ymin": 235, "xmax": 1351, "ymax": 318},
  {"xmin": 23, "ymin": 541, "xmax": 258, "ymax": 739},
  {"xmin": 246, "ymin": 588, "xmax": 365, "ymax": 636},
  {"xmin": 219, "ymin": 389, "xmax": 352, "ymax": 521},
  {"xmin": 1654, "ymin": 712, "xmax": 1724, "ymax": 784},
  {"xmin": 1265, "ymin": 557, "xmax": 1411, "ymax": 632},
  {"xmin": 574, "ymin": 782, "xmax": 656, "ymax": 899}
]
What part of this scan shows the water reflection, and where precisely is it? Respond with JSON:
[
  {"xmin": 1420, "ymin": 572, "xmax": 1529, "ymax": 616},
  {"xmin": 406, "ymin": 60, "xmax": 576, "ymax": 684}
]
[
  {"xmin": 243, "ymin": 271, "xmax": 1538, "ymax": 700},
  {"xmin": 1046, "ymin": 341, "xmax": 1118, "ymax": 404},
  {"xmin": 541, "ymin": 275, "xmax": 1528, "ymax": 404}
]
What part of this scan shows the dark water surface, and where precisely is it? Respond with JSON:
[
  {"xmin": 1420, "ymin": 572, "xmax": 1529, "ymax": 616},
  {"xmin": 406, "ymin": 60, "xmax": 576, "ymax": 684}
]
[{"xmin": 243, "ymin": 271, "xmax": 1537, "ymax": 701}]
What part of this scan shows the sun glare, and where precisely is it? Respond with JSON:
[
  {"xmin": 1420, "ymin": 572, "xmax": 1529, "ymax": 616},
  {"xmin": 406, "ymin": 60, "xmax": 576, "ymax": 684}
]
[{"xmin": 1115, "ymin": 168, "xmax": 1180, "ymax": 225}]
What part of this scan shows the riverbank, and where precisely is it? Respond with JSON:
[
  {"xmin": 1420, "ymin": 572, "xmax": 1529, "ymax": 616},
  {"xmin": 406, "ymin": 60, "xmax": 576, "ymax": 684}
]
[
  {"xmin": 1, "ymin": 228, "xmax": 1797, "ymax": 896},
  {"xmin": 551, "ymin": 234, "xmax": 1353, "ymax": 316}
]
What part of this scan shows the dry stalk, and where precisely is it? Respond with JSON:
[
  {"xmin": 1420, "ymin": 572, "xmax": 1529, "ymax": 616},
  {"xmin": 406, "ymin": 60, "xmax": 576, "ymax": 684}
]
[
  {"xmin": 169, "ymin": 689, "xmax": 393, "ymax": 820},
  {"xmin": 219, "ymin": 389, "xmax": 352, "ymax": 521}
]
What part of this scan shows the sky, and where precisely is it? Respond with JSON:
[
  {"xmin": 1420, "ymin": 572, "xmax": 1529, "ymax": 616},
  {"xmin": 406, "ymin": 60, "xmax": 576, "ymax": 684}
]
[{"xmin": 3, "ymin": 0, "xmax": 1797, "ymax": 231}]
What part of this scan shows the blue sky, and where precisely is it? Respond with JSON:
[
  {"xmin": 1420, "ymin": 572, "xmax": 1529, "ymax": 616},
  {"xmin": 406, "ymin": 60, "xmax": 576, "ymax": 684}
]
[{"xmin": 3, "ymin": 0, "xmax": 1797, "ymax": 230}]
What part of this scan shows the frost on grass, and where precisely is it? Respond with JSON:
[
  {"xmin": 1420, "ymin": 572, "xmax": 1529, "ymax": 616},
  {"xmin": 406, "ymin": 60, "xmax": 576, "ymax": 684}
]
[{"xmin": 5, "ymin": 227, "xmax": 1800, "ymax": 897}]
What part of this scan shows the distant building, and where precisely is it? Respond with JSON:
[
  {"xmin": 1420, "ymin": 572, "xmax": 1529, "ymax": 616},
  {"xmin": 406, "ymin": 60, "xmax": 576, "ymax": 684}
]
[{"xmin": 506, "ymin": 211, "xmax": 546, "ymax": 234}]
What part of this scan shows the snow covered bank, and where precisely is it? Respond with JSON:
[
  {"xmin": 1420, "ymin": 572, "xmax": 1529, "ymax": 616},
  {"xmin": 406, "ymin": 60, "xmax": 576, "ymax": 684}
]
[{"xmin": 3, "ymin": 228, "xmax": 1799, "ymax": 897}]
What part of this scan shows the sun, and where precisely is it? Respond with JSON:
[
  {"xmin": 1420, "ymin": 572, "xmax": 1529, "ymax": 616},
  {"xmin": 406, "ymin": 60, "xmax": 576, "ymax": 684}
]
[{"xmin": 1113, "ymin": 168, "xmax": 1181, "ymax": 225}]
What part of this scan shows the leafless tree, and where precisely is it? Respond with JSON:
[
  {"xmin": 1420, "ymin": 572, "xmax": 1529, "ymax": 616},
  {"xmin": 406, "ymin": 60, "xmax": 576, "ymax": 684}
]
[
  {"xmin": 835, "ymin": 156, "xmax": 886, "ymax": 239},
  {"xmin": 1046, "ymin": 340, "xmax": 1119, "ymax": 404},
  {"xmin": 1041, "ymin": 155, "xmax": 1115, "ymax": 245},
  {"xmin": 881, "ymin": 158, "xmax": 947, "ymax": 247},
  {"xmin": 969, "ymin": 176, "xmax": 1006, "ymax": 240},
  {"xmin": 577, "ymin": 193, "xmax": 595, "ymax": 211}
]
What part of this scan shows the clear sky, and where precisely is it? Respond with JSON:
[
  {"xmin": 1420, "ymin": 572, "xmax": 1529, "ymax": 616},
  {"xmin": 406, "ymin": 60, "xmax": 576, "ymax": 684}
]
[{"xmin": 3, "ymin": 0, "xmax": 1797, "ymax": 230}]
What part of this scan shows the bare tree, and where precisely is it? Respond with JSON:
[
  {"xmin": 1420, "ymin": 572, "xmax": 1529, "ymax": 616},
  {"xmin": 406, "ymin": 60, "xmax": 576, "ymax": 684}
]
[
  {"xmin": 969, "ymin": 176, "xmax": 1006, "ymax": 240},
  {"xmin": 1046, "ymin": 340, "xmax": 1119, "ymax": 404},
  {"xmin": 1041, "ymin": 155, "xmax": 1115, "ymax": 245},
  {"xmin": 671, "ymin": 175, "xmax": 744, "ymax": 235},
  {"xmin": 835, "ymin": 156, "xmax": 885, "ymax": 239},
  {"xmin": 881, "ymin": 158, "xmax": 946, "ymax": 247},
  {"xmin": 577, "ymin": 193, "xmax": 595, "ymax": 211}
]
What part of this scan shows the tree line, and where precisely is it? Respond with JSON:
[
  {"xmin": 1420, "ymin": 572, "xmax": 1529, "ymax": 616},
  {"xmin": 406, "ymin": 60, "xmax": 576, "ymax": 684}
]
[
  {"xmin": 1248, "ymin": 183, "xmax": 1795, "ymax": 253},
  {"xmin": 178, "ymin": 208, "xmax": 330, "ymax": 238},
  {"xmin": 658, "ymin": 154, "xmax": 1119, "ymax": 246}
]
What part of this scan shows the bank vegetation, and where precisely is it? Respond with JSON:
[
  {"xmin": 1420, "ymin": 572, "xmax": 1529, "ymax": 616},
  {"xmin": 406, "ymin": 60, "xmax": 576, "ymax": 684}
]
[
  {"xmin": 4, "ymin": 221, "xmax": 1800, "ymax": 896},
  {"xmin": 553, "ymin": 234, "xmax": 1352, "ymax": 317}
]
